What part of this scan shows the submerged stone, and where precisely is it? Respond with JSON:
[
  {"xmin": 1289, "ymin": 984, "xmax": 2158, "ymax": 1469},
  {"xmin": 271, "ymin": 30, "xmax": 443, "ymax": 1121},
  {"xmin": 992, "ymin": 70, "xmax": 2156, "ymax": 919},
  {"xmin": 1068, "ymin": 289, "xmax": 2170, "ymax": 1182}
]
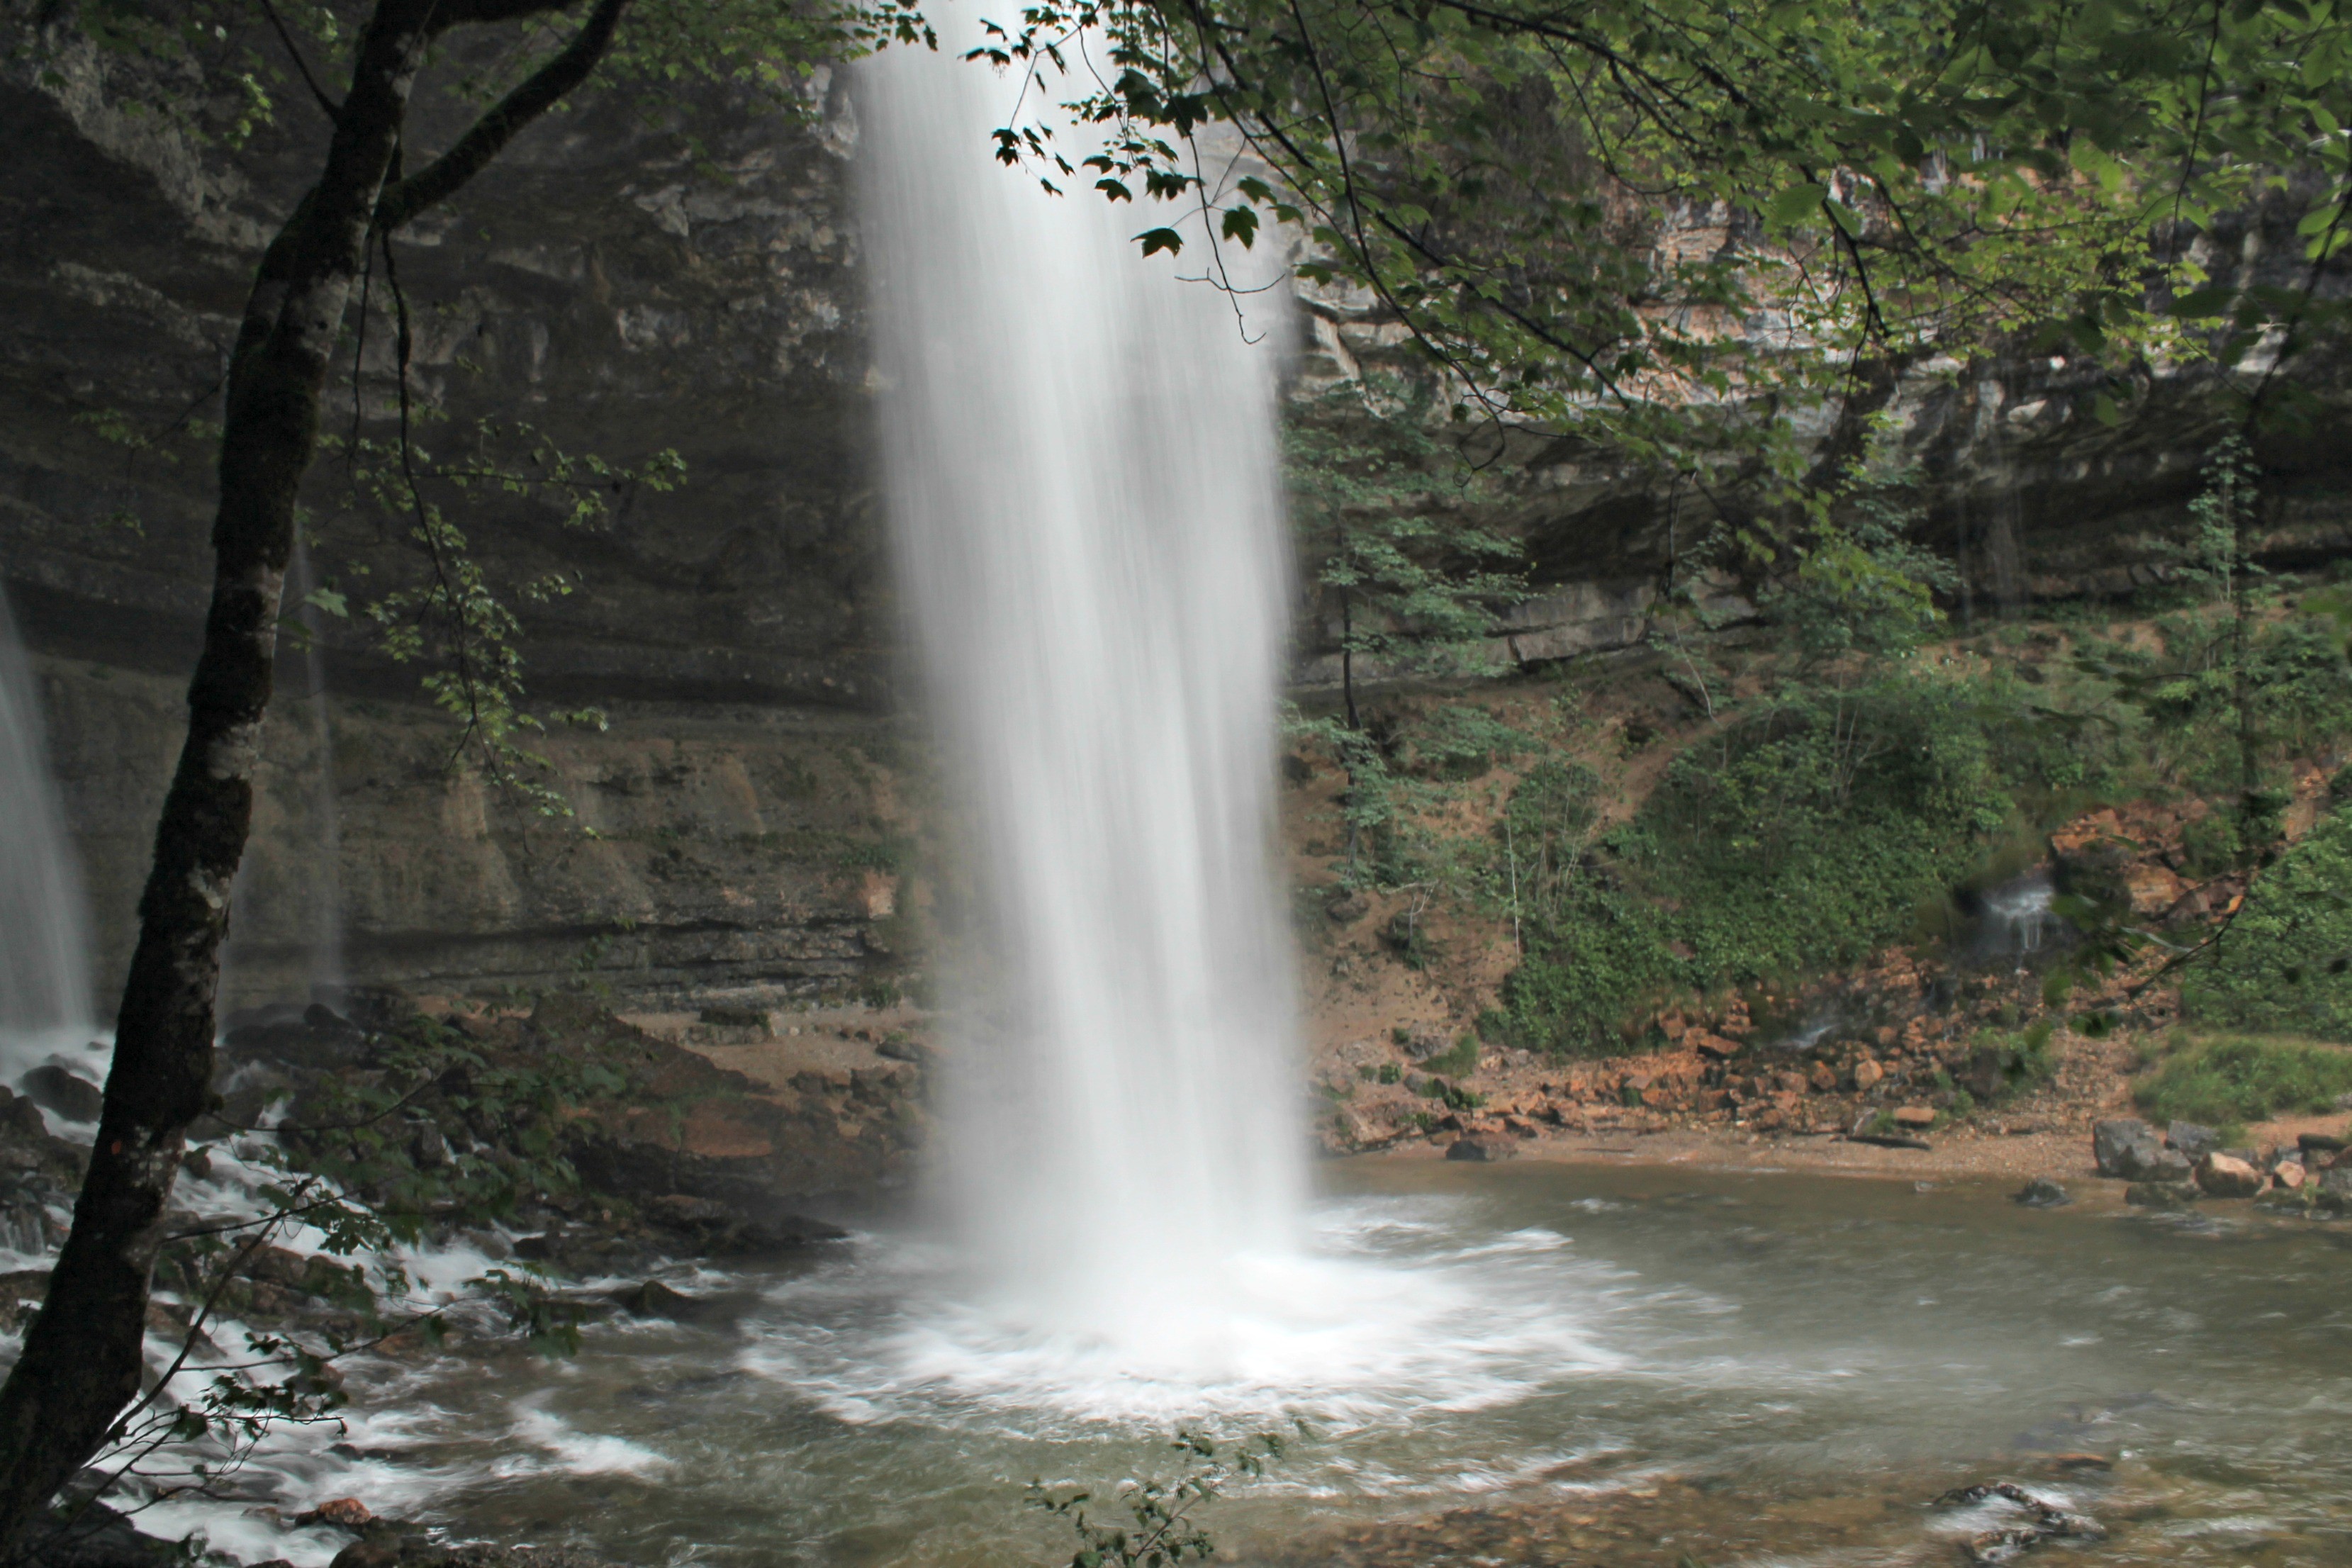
[
  {"xmin": 2012, "ymin": 1177, "xmax": 2071, "ymax": 1207},
  {"xmin": 2124, "ymin": 1180, "xmax": 2200, "ymax": 1209}
]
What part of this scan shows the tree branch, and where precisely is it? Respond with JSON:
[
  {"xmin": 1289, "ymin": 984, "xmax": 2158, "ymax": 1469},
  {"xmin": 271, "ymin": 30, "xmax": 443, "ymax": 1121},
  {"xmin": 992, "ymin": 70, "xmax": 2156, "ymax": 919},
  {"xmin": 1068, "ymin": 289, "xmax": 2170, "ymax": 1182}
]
[{"xmin": 376, "ymin": 0, "xmax": 634, "ymax": 231}]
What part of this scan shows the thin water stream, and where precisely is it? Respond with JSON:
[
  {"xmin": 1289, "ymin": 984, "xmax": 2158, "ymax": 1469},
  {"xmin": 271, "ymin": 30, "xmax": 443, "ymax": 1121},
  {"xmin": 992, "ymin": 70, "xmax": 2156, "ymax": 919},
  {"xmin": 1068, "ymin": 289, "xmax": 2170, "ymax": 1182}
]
[
  {"xmin": 137, "ymin": 1163, "xmax": 2352, "ymax": 1568},
  {"xmin": 0, "ymin": 581, "xmax": 95, "ymax": 1076}
]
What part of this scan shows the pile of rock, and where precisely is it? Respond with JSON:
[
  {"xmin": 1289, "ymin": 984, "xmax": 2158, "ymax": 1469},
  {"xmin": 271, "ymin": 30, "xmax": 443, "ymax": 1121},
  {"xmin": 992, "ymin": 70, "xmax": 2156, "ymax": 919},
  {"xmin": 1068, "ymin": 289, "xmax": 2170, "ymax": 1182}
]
[{"xmin": 2092, "ymin": 1116, "xmax": 2350, "ymax": 1212}]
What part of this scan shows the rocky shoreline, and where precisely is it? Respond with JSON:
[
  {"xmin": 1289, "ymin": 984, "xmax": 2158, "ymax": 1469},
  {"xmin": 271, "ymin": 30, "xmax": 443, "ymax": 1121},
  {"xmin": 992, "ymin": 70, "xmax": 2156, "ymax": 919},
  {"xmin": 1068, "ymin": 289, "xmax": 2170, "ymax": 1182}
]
[{"xmin": 0, "ymin": 987, "xmax": 940, "ymax": 1568}]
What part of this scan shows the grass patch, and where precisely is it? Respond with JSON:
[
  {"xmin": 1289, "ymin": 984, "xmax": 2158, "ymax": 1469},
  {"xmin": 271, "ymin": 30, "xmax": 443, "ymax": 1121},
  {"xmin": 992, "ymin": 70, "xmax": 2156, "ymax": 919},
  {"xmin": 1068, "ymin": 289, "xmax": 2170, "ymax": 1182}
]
[
  {"xmin": 2132, "ymin": 1033, "xmax": 2352, "ymax": 1129},
  {"xmin": 1420, "ymin": 1032, "xmax": 1479, "ymax": 1077}
]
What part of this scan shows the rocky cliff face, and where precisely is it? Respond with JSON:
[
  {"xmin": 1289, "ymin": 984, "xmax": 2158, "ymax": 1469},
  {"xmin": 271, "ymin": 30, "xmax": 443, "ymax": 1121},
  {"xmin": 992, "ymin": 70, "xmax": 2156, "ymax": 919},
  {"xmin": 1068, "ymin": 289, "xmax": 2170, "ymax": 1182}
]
[
  {"xmin": 1, "ymin": 26, "xmax": 925, "ymax": 1013},
  {"xmin": 4, "ymin": 22, "xmax": 2349, "ymax": 1016}
]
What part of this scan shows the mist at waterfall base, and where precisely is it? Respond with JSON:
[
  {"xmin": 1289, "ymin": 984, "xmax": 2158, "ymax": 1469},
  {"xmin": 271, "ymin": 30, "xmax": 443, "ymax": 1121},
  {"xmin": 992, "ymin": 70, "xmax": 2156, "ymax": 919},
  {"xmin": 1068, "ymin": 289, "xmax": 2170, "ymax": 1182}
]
[{"xmin": 0, "ymin": 583, "xmax": 98, "ymax": 1085}]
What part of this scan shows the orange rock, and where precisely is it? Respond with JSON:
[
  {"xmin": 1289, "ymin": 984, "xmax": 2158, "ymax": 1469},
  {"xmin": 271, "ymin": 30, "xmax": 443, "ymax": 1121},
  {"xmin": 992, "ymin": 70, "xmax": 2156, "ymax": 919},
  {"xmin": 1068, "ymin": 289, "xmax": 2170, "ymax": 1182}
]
[{"xmin": 2127, "ymin": 865, "xmax": 2185, "ymax": 916}]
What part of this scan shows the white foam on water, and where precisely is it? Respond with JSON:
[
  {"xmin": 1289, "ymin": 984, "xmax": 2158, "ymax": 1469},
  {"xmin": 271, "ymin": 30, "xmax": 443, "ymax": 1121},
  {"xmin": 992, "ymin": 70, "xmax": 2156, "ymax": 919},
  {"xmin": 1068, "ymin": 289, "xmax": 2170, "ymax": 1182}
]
[
  {"xmin": 739, "ymin": 1197, "xmax": 1637, "ymax": 1435},
  {"xmin": 505, "ymin": 1401, "xmax": 673, "ymax": 1479}
]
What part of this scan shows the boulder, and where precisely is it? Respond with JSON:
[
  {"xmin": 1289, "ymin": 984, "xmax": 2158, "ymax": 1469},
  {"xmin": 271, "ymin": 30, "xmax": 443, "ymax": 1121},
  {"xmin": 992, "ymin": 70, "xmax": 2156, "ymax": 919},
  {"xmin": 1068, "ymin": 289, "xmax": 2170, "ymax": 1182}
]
[
  {"xmin": 1399, "ymin": 1028, "xmax": 1458, "ymax": 1063},
  {"xmin": 2319, "ymin": 1166, "xmax": 2352, "ymax": 1212},
  {"xmin": 2273, "ymin": 1159, "xmax": 2307, "ymax": 1192},
  {"xmin": 1852, "ymin": 1058, "xmax": 1884, "ymax": 1090},
  {"xmin": 296, "ymin": 1498, "xmax": 375, "ymax": 1530},
  {"xmin": 18, "ymin": 1499, "xmax": 184, "ymax": 1567},
  {"xmin": 2094, "ymin": 1119, "xmax": 2161, "ymax": 1178},
  {"xmin": 17, "ymin": 1064, "xmax": 102, "ymax": 1124},
  {"xmin": 1892, "ymin": 1105, "xmax": 1937, "ymax": 1129},
  {"xmin": 1445, "ymin": 1134, "xmax": 1517, "ymax": 1163},
  {"xmin": 2194, "ymin": 1152, "xmax": 2263, "ymax": 1198},
  {"xmin": 2299, "ymin": 1131, "xmax": 2347, "ymax": 1155},
  {"xmin": 1963, "ymin": 1044, "xmax": 2007, "ymax": 1101},
  {"xmin": 639, "ymin": 1193, "xmax": 847, "ymax": 1257},
  {"xmin": 2167, "ymin": 1121, "xmax": 2220, "ymax": 1160},
  {"xmin": 2013, "ymin": 1177, "xmax": 2072, "ymax": 1208},
  {"xmin": 218, "ymin": 1004, "xmax": 371, "ymax": 1073},
  {"xmin": 607, "ymin": 1279, "xmax": 728, "ymax": 1323}
]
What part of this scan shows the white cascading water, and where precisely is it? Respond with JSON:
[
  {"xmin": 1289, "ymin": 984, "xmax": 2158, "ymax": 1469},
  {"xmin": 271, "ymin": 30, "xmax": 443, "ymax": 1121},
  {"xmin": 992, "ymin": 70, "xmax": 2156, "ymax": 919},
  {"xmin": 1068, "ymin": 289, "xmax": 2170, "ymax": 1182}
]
[
  {"xmin": 0, "ymin": 582, "xmax": 95, "ymax": 1075},
  {"xmin": 856, "ymin": 27, "xmax": 1306, "ymax": 1360}
]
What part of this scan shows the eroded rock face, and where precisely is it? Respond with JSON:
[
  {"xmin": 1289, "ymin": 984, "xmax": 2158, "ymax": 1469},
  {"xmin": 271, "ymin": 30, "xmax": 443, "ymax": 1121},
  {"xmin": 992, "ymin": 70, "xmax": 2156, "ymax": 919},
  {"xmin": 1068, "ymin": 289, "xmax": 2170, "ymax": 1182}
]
[
  {"xmin": 1, "ymin": 28, "xmax": 914, "ymax": 1014},
  {"xmin": 34, "ymin": 654, "xmax": 929, "ymax": 1012}
]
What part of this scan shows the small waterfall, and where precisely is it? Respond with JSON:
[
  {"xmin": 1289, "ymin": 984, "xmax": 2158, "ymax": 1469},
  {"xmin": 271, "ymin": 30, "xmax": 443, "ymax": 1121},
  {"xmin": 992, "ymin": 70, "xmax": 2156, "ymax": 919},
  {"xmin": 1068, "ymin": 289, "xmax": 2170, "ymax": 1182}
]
[
  {"xmin": 220, "ymin": 537, "xmax": 346, "ymax": 1017},
  {"xmin": 0, "ymin": 581, "xmax": 96, "ymax": 1071},
  {"xmin": 1973, "ymin": 871, "xmax": 2059, "ymax": 963},
  {"xmin": 288, "ymin": 537, "xmax": 347, "ymax": 999},
  {"xmin": 857, "ymin": 31, "xmax": 1305, "ymax": 1353}
]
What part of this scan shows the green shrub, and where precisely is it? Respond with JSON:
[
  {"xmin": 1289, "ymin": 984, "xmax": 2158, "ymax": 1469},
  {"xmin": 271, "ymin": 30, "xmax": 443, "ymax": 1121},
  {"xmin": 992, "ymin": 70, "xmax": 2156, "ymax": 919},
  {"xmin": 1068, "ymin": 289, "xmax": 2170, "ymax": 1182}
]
[
  {"xmin": 1499, "ymin": 671, "xmax": 2009, "ymax": 1053},
  {"xmin": 2181, "ymin": 810, "xmax": 2352, "ymax": 1039},
  {"xmin": 2132, "ymin": 1034, "xmax": 2352, "ymax": 1126}
]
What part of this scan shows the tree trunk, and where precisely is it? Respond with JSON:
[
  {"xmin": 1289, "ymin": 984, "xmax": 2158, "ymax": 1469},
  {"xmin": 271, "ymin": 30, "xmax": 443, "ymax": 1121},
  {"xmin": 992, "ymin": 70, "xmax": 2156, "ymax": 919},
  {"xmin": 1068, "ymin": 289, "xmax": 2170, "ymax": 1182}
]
[{"xmin": 0, "ymin": 4, "xmax": 439, "ymax": 1550}]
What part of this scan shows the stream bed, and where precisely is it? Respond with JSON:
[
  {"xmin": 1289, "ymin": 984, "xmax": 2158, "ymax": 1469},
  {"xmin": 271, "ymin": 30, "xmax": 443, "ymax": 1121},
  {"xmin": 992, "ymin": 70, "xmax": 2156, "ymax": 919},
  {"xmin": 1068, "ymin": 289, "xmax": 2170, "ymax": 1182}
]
[{"xmin": 153, "ymin": 1162, "xmax": 2352, "ymax": 1567}]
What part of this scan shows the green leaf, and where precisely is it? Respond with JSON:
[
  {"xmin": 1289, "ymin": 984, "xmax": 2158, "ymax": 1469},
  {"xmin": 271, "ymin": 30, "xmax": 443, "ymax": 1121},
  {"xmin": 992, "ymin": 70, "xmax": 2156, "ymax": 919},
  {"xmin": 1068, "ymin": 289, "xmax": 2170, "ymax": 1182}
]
[
  {"xmin": 1765, "ymin": 183, "xmax": 1829, "ymax": 227},
  {"xmin": 1136, "ymin": 227, "xmax": 1185, "ymax": 256},
  {"xmin": 1220, "ymin": 204, "xmax": 1260, "ymax": 247}
]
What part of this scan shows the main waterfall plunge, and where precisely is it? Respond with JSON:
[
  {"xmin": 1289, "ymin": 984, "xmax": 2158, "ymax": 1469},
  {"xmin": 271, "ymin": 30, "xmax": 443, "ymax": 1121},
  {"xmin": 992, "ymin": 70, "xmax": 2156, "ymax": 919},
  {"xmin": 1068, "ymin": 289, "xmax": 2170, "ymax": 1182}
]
[{"xmin": 857, "ymin": 29, "xmax": 1307, "ymax": 1359}]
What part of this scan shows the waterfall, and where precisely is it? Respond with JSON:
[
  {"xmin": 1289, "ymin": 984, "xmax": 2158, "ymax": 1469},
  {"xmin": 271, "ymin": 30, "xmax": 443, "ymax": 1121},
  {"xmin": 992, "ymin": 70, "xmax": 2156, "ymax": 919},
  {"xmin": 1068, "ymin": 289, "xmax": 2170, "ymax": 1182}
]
[
  {"xmin": 856, "ymin": 29, "xmax": 1306, "ymax": 1355},
  {"xmin": 289, "ymin": 537, "xmax": 347, "ymax": 999},
  {"xmin": 0, "ymin": 582, "xmax": 95, "ymax": 1068}
]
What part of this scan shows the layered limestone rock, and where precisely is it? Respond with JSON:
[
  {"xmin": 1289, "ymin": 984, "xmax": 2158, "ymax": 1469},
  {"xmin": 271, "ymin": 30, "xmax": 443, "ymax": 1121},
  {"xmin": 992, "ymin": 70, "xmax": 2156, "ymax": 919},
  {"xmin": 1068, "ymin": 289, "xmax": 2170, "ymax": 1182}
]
[
  {"xmin": 33, "ymin": 652, "xmax": 928, "ymax": 1014},
  {"xmin": 1, "ymin": 25, "xmax": 911, "ymax": 1012}
]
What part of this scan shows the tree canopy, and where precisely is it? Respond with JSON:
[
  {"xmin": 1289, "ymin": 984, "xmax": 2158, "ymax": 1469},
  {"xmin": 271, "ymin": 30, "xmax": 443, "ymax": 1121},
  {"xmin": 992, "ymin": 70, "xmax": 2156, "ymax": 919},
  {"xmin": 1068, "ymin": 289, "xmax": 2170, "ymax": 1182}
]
[{"xmin": 976, "ymin": 0, "xmax": 2352, "ymax": 467}]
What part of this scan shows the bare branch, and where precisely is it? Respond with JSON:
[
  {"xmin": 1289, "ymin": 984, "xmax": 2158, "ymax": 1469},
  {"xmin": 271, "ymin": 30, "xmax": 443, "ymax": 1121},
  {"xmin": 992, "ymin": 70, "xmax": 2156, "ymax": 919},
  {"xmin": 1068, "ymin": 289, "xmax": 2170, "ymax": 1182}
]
[{"xmin": 377, "ymin": 0, "xmax": 634, "ymax": 231}]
